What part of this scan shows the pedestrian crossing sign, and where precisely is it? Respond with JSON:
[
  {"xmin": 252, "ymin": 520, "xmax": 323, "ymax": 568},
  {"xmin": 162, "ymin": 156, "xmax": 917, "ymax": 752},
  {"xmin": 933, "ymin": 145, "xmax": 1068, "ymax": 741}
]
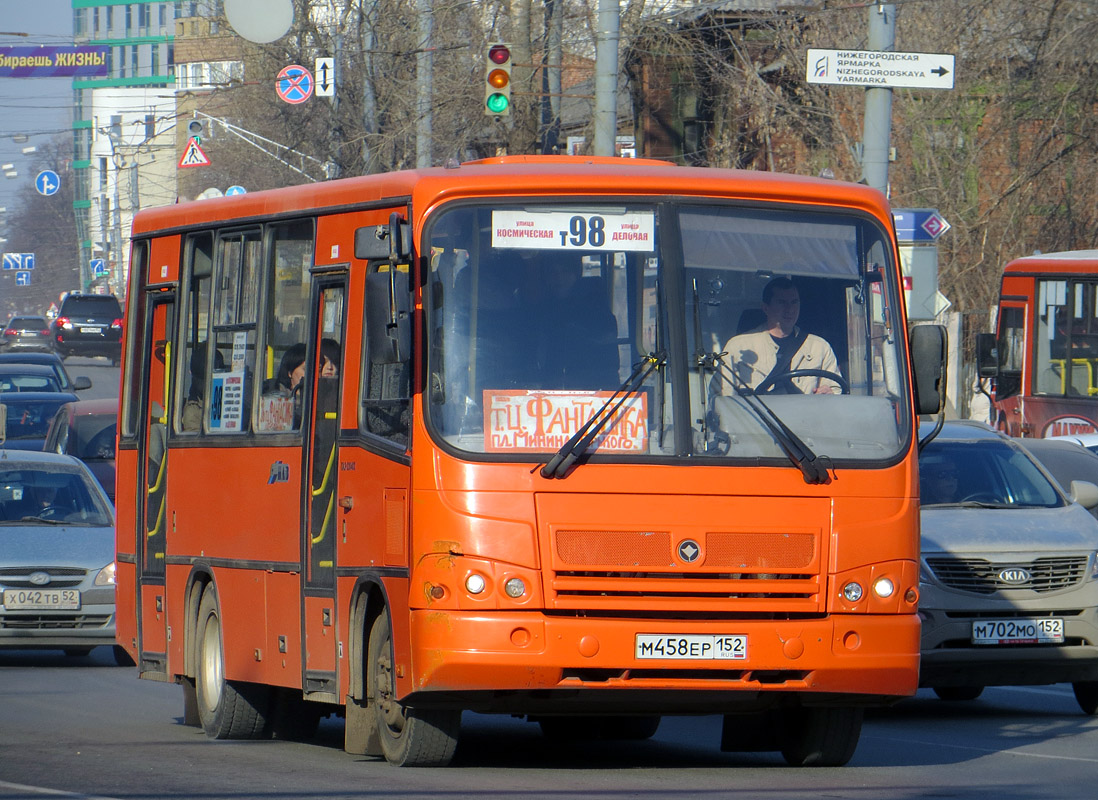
[{"xmin": 179, "ymin": 137, "xmax": 211, "ymax": 168}]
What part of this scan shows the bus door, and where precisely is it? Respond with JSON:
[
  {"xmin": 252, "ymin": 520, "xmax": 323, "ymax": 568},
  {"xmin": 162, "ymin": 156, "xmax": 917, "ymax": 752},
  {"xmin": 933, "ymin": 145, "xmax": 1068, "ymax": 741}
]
[
  {"xmin": 302, "ymin": 278, "xmax": 347, "ymax": 698},
  {"xmin": 994, "ymin": 297, "xmax": 1028, "ymax": 436},
  {"xmin": 136, "ymin": 292, "xmax": 175, "ymax": 672}
]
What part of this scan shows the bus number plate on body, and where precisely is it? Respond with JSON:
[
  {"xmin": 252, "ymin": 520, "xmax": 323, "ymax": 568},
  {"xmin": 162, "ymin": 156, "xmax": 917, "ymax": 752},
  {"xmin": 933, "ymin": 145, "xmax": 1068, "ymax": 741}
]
[
  {"xmin": 971, "ymin": 618, "xmax": 1063, "ymax": 645},
  {"xmin": 635, "ymin": 634, "xmax": 747, "ymax": 660},
  {"xmin": 3, "ymin": 589, "xmax": 80, "ymax": 611}
]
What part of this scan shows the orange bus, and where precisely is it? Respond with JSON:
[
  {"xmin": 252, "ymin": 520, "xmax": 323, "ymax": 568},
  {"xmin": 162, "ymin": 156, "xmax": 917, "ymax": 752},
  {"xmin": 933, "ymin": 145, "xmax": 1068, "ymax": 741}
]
[
  {"xmin": 980, "ymin": 250, "xmax": 1098, "ymax": 438},
  {"xmin": 115, "ymin": 156, "xmax": 944, "ymax": 767}
]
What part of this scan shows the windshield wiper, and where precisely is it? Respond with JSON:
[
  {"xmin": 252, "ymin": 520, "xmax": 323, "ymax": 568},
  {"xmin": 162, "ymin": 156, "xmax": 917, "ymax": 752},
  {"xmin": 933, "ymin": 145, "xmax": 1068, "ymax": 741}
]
[
  {"xmin": 710, "ymin": 355, "xmax": 833, "ymax": 485},
  {"xmin": 540, "ymin": 351, "xmax": 665, "ymax": 479}
]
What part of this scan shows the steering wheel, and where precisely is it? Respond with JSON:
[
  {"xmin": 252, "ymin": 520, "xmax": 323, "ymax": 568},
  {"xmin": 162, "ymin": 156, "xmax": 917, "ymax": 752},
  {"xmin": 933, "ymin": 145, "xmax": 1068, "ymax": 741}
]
[
  {"xmin": 755, "ymin": 368, "xmax": 850, "ymax": 395},
  {"xmin": 957, "ymin": 492, "xmax": 999, "ymax": 504},
  {"xmin": 38, "ymin": 505, "xmax": 71, "ymax": 521}
]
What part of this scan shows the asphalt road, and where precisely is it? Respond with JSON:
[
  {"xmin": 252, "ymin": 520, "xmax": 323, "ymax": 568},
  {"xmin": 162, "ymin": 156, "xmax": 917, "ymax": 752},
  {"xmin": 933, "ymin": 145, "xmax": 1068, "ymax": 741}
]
[{"xmin": 1, "ymin": 647, "xmax": 1096, "ymax": 800}]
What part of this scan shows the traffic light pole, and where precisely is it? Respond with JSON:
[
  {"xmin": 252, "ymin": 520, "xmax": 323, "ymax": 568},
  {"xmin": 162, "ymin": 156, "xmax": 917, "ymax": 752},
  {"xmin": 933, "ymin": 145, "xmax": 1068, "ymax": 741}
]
[
  {"xmin": 592, "ymin": 0, "xmax": 620, "ymax": 157},
  {"xmin": 860, "ymin": 3, "xmax": 895, "ymax": 194}
]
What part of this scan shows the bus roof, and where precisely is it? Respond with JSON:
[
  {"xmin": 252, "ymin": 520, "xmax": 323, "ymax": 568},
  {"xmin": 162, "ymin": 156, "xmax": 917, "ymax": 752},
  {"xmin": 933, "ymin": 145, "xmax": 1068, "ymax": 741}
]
[
  {"xmin": 132, "ymin": 157, "xmax": 892, "ymax": 237},
  {"xmin": 1003, "ymin": 249, "xmax": 1098, "ymax": 274}
]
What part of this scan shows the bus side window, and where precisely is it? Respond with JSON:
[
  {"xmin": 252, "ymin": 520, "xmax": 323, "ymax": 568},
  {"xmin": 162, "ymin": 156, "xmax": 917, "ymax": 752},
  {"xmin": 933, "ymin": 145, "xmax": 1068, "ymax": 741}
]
[
  {"xmin": 177, "ymin": 232, "xmax": 213, "ymax": 434},
  {"xmin": 208, "ymin": 229, "xmax": 261, "ymax": 433},
  {"xmin": 362, "ymin": 265, "xmax": 412, "ymax": 446},
  {"xmin": 256, "ymin": 219, "xmax": 314, "ymax": 433}
]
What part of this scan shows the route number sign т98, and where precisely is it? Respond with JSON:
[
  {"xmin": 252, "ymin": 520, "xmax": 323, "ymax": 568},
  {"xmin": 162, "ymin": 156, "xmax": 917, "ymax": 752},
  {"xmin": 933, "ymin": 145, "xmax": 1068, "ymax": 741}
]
[{"xmin": 492, "ymin": 209, "xmax": 655, "ymax": 251}]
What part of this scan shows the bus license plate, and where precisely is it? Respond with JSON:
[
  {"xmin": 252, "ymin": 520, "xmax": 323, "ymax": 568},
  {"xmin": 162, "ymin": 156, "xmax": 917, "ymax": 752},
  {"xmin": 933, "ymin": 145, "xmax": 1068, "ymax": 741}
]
[
  {"xmin": 2, "ymin": 589, "xmax": 80, "ymax": 611},
  {"xmin": 971, "ymin": 618, "xmax": 1063, "ymax": 645},
  {"xmin": 635, "ymin": 634, "xmax": 747, "ymax": 660}
]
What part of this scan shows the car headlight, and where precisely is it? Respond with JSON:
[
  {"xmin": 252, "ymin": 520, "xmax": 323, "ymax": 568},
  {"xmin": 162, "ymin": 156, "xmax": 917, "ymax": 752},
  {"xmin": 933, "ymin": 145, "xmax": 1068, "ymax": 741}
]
[
  {"xmin": 1091, "ymin": 552, "xmax": 1098, "ymax": 581},
  {"xmin": 94, "ymin": 562, "xmax": 116, "ymax": 586}
]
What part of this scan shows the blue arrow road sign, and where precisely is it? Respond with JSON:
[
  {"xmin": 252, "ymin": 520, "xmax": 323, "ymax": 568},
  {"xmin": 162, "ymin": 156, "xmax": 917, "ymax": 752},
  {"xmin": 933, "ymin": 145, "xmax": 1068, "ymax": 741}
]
[
  {"xmin": 35, "ymin": 170, "xmax": 60, "ymax": 196},
  {"xmin": 225, "ymin": 185, "xmax": 247, "ymax": 196},
  {"xmin": 2, "ymin": 253, "xmax": 33, "ymax": 270},
  {"xmin": 90, "ymin": 258, "xmax": 106, "ymax": 276},
  {"xmin": 15, "ymin": 271, "xmax": 31, "ymax": 286}
]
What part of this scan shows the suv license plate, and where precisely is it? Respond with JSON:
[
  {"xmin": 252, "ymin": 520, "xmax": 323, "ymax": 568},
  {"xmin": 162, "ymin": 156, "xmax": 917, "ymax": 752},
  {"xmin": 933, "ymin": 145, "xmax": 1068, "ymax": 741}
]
[
  {"xmin": 3, "ymin": 589, "xmax": 81, "ymax": 610},
  {"xmin": 971, "ymin": 618, "xmax": 1063, "ymax": 645},
  {"xmin": 635, "ymin": 634, "xmax": 747, "ymax": 660},
  {"xmin": 81, "ymin": 326, "xmax": 103, "ymax": 334}
]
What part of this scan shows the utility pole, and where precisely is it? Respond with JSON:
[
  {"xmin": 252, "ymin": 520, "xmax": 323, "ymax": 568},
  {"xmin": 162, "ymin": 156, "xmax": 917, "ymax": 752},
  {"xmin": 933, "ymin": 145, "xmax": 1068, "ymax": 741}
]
[
  {"xmin": 416, "ymin": 0, "xmax": 433, "ymax": 168},
  {"xmin": 541, "ymin": 0, "xmax": 563, "ymax": 154},
  {"xmin": 593, "ymin": 0, "xmax": 620, "ymax": 157},
  {"xmin": 860, "ymin": 3, "xmax": 895, "ymax": 194}
]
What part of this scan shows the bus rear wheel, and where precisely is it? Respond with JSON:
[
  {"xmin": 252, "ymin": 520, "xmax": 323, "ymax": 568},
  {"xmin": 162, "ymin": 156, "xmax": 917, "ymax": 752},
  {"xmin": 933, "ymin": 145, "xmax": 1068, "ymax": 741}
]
[
  {"xmin": 779, "ymin": 706, "xmax": 863, "ymax": 767},
  {"xmin": 366, "ymin": 610, "xmax": 460, "ymax": 766},
  {"xmin": 195, "ymin": 587, "xmax": 271, "ymax": 739}
]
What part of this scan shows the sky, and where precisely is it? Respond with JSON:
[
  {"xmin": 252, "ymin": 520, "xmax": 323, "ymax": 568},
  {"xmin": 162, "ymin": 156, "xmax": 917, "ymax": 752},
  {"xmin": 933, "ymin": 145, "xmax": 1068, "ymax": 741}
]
[{"xmin": 0, "ymin": 0, "xmax": 75, "ymax": 224}]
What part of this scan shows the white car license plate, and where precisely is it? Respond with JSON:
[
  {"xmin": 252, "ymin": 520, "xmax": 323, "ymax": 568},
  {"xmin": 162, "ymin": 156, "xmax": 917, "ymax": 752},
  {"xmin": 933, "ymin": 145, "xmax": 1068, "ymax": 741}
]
[
  {"xmin": 971, "ymin": 617, "xmax": 1063, "ymax": 645},
  {"xmin": 635, "ymin": 634, "xmax": 747, "ymax": 660},
  {"xmin": 2, "ymin": 589, "xmax": 81, "ymax": 611},
  {"xmin": 82, "ymin": 326, "xmax": 103, "ymax": 334}
]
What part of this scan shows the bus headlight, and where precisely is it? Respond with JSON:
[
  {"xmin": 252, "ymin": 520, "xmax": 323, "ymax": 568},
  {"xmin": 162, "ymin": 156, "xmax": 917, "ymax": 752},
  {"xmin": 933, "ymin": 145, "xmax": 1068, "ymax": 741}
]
[
  {"xmin": 873, "ymin": 577, "xmax": 895, "ymax": 598},
  {"xmin": 465, "ymin": 573, "xmax": 487, "ymax": 595},
  {"xmin": 504, "ymin": 577, "xmax": 526, "ymax": 598},
  {"xmin": 842, "ymin": 581, "xmax": 864, "ymax": 602}
]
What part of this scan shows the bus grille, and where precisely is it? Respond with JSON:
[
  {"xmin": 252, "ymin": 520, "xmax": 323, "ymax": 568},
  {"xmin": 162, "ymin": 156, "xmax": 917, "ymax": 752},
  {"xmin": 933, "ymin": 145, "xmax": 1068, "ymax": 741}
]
[
  {"xmin": 925, "ymin": 555, "xmax": 1089, "ymax": 594},
  {"xmin": 550, "ymin": 529, "xmax": 822, "ymax": 611}
]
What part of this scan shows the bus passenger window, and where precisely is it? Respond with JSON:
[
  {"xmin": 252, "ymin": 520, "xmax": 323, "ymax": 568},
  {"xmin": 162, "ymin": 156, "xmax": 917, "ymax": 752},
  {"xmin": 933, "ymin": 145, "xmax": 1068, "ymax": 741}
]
[
  {"xmin": 176, "ymin": 232, "xmax": 213, "ymax": 434},
  {"xmin": 257, "ymin": 219, "xmax": 314, "ymax": 433},
  {"xmin": 209, "ymin": 229, "xmax": 261, "ymax": 433}
]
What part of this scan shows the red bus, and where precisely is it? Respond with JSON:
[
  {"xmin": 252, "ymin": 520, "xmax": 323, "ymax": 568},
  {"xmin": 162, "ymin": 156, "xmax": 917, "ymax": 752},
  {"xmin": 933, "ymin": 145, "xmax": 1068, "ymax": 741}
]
[
  {"xmin": 115, "ymin": 156, "xmax": 944, "ymax": 767},
  {"xmin": 981, "ymin": 250, "xmax": 1098, "ymax": 438}
]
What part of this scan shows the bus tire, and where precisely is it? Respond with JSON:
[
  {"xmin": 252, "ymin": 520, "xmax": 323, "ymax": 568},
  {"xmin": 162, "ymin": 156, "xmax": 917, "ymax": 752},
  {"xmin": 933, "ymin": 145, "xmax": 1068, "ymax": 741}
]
[
  {"xmin": 1073, "ymin": 681, "xmax": 1098, "ymax": 715},
  {"xmin": 933, "ymin": 686, "xmax": 984, "ymax": 702},
  {"xmin": 779, "ymin": 706, "xmax": 862, "ymax": 767},
  {"xmin": 366, "ymin": 610, "xmax": 460, "ymax": 766},
  {"xmin": 195, "ymin": 588, "xmax": 271, "ymax": 740}
]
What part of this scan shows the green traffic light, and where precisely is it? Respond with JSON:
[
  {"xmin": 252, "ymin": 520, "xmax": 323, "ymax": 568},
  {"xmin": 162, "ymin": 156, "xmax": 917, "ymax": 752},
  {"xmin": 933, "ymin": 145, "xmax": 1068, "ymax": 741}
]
[{"xmin": 486, "ymin": 93, "xmax": 510, "ymax": 114}]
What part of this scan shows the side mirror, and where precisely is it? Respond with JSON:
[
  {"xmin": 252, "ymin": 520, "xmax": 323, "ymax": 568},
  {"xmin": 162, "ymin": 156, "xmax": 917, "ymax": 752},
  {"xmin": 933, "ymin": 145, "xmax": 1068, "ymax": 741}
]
[
  {"xmin": 975, "ymin": 332, "xmax": 998, "ymax": 379},
  {"xmin": 910, "ymin": 324, "xmax": 947, "ymax": 416},
  {"xmin": 365, "ymin": 269, "xmax": 411, "ymax": 364},
  {"xmin": 354, "ymin": 217, "xmax": 411, "ymax": 261},
  {"xmin": 0, "ymin": 403, "xmax": 6, "ymax": 446},
  {"xmin": 73, "ymin": 376, "xmax": 93, "ymax": 391},
  {"xmin": 1070, "ymin": 480, "xmax": 1098, "ymax": 510}
]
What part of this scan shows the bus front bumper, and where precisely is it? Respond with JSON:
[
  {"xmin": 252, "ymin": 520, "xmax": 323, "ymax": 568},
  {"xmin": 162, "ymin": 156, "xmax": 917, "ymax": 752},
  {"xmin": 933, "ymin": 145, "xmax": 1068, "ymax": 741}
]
[{"xmin": 405, "ymin": 610, "xmax": 919, "ymax": 710}]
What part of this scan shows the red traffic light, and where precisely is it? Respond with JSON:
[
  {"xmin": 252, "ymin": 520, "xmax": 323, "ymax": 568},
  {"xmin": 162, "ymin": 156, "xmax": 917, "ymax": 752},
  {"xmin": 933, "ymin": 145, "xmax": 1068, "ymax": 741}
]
[{"xmin": 488, "ymin": 44, "xmax": 510, "ymax": 65}]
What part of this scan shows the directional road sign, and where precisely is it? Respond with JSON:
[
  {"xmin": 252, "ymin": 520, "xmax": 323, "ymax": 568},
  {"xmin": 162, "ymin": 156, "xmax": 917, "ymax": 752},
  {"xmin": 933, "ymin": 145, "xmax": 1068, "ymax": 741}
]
[
  {"xmin": 225, "ymin": 185, "xmax": 247, "ymax": 196},
  {"xmin": 90, "ymin": 258, "xmax": 107, "ymax": 276},
  {"xmin": 15, "ymin": 271, "xmax": 31, "ymax": 286},
  {"xmin": 35, "ymin": 169, "xmax": 60, "ymax": 196},
  {"xmin": 179, "ymin": 137, "xmax": 211, "ymax": 168},
  {"xmin": 315, "ymin": 57, "xmax": 334, "ymax": 97},
  {"xmin": 276, "ymin": 64, "xmax": 313, "ymax": 104},
  {"xmin": 893, "ymin": 208, "xmax": 952, "ymax": 242},
  {"xmin": 2, "ymin": 253, "xmax": 34, "ymax": 270},
  {"xmin": 806, "ymin": 49, "xmax": 955, "ymax": 90}
]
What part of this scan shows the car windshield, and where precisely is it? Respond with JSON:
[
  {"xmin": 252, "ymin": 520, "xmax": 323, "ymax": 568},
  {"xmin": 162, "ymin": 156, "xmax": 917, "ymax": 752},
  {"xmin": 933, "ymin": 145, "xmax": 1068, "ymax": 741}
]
[
  {"xmin": 426, "ymin": 200, "xmax": 910, "ymax": 465},
  {"xmin": 0, "ymin": 372, "xmax": 61, "ymax": 392},
  {"xmin": 0, "ymin": 464, "xmax": 112, "ymax": 526},
  {"xmin": 920, "ymin": 440, "xmax": 1064, "ymax": 508}
]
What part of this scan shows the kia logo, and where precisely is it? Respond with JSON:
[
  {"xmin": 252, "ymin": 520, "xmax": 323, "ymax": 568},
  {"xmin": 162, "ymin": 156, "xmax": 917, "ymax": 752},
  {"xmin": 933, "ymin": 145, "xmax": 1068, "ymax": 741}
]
[
  {"xmin": 678, "ymin": 539, "xmax": 701, "ymax": 563},
  {"xmin": 29, "ymin": 571, "xmax": 51, "ymax": 586},
  {"xmin": 998, "ymin": 568, "xmax": 1031, "ymax": 585}
]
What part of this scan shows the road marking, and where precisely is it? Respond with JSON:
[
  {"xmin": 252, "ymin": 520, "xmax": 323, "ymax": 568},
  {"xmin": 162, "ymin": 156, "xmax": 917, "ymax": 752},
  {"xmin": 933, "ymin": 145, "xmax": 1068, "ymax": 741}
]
[
  {"xmin": 874, "ymin": 735, "xmax": 1098, "ymax": 764},
  {"xmin": 0, "ymin": 780, "xmax": 122, "ymax": 800}
]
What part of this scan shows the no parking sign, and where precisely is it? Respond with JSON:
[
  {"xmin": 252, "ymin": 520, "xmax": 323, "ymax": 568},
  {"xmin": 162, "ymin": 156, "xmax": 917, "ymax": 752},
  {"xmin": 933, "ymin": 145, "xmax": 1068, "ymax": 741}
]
[{"xmin": 276, "ymin": 64, "xmax": 313, "ymax": 104}]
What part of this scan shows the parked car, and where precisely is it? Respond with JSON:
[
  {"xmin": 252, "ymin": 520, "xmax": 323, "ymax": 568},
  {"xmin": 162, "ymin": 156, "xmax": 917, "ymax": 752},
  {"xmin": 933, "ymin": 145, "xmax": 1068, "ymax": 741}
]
[
  {"xmin": 1016, "ymin": 437, "xmax": 1098, "ymax": 520},
  {"xmin": 0, "ymin": 363, "xmax": 63, "ymax": 393},
  {"xmin": 51, "ymin": 293, "xmax": 124, "ymax": 364},
  {"xmin": 0, "ymin": 392, "xmax": 80, "ymax": 451},
  {"xmin": 43, "ymin": 398, "xmax": 117, "ymax": 502},
  {"xmin": 918, "ymin": 420, "xmax": 1098, "ymax": 714},
  {"xmin": 1, "ymin": 315, "xmax": 53, "ymax": 353},
  {"xmin": 0, "ymin": 450, "xmax": 120, "ymax": 660},
  {"xmin": 1048, "ymin": 432, "xmax": 1098, "ymax": 456},
  {"xmin": 0, "ymin": 352, "xmax": 92, "ymax": 392}
]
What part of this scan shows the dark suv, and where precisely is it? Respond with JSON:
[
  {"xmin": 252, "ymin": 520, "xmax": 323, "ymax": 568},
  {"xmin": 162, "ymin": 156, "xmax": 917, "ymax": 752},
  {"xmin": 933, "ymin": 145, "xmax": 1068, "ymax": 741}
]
[{"xmin": 52, "ymin": 293, "xmax": 124, "ymax": 363}]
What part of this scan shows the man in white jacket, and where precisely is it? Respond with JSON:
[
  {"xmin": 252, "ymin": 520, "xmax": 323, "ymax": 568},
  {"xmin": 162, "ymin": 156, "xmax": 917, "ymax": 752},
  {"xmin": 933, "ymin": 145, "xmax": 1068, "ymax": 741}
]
[{"xmin": 721, "ymin": 277, "xmax": 840, "ymax": 395}]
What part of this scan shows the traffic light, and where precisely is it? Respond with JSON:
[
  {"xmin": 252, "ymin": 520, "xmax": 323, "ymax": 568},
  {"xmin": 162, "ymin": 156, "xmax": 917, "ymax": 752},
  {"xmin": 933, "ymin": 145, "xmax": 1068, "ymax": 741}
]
[
  {"xmin": 484, "ymin": 43, "xmax": 512, "ymax": 117},
  {"xmin": 186, "ymin": 118, "xmax": 208, "ymax": 142}
]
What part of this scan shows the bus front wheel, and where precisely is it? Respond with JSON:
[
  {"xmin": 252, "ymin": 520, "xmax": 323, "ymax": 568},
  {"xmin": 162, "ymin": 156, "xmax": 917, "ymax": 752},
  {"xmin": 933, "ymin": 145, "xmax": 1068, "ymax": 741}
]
[
  {"xmin": 366, "ymin": 610, "xmax": 460, "ymax": 766},
  {"xmin": 780, "ymin": 706, "xmax": 863, "ymax": 767},
  {"xmin": 195, "ymin": 587, "xmax": 271, "ymax": 739}
]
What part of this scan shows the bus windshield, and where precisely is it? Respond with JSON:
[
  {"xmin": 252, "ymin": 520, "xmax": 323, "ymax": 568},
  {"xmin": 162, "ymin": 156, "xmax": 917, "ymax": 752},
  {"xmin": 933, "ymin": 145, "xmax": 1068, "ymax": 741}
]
[{"xmin": 426, "ymin": 200, "xmax": 910, "ymax": 464}]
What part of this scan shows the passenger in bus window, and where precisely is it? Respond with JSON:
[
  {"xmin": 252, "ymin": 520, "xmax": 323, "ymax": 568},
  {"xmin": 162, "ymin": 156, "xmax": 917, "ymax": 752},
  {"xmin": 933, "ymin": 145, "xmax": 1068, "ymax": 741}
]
[
  {"xmin": 259, "ymin": 343, "xmax": 307, "ymax": 431},
  {"xmin": 320, "ymin": 338, "xmax": 340, "ymax": 379},
  {"xmin": 181, "ymin": 348, "xmax": 225, "ymax": 431},
  {"xmin": 720, "ymin": 277, "xmax": 840, "ymax": 395}
]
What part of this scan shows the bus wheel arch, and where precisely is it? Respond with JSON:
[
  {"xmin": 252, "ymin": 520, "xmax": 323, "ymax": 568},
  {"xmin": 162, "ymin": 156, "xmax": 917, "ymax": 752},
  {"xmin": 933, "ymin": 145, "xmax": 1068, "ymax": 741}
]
[
  {"xmin": 364, "ymin": 603, "xmax": 461, "ymax": 766},
  {"xmin": 193, "ymin": 583, "xmax": 272, "ymax": 739}
]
